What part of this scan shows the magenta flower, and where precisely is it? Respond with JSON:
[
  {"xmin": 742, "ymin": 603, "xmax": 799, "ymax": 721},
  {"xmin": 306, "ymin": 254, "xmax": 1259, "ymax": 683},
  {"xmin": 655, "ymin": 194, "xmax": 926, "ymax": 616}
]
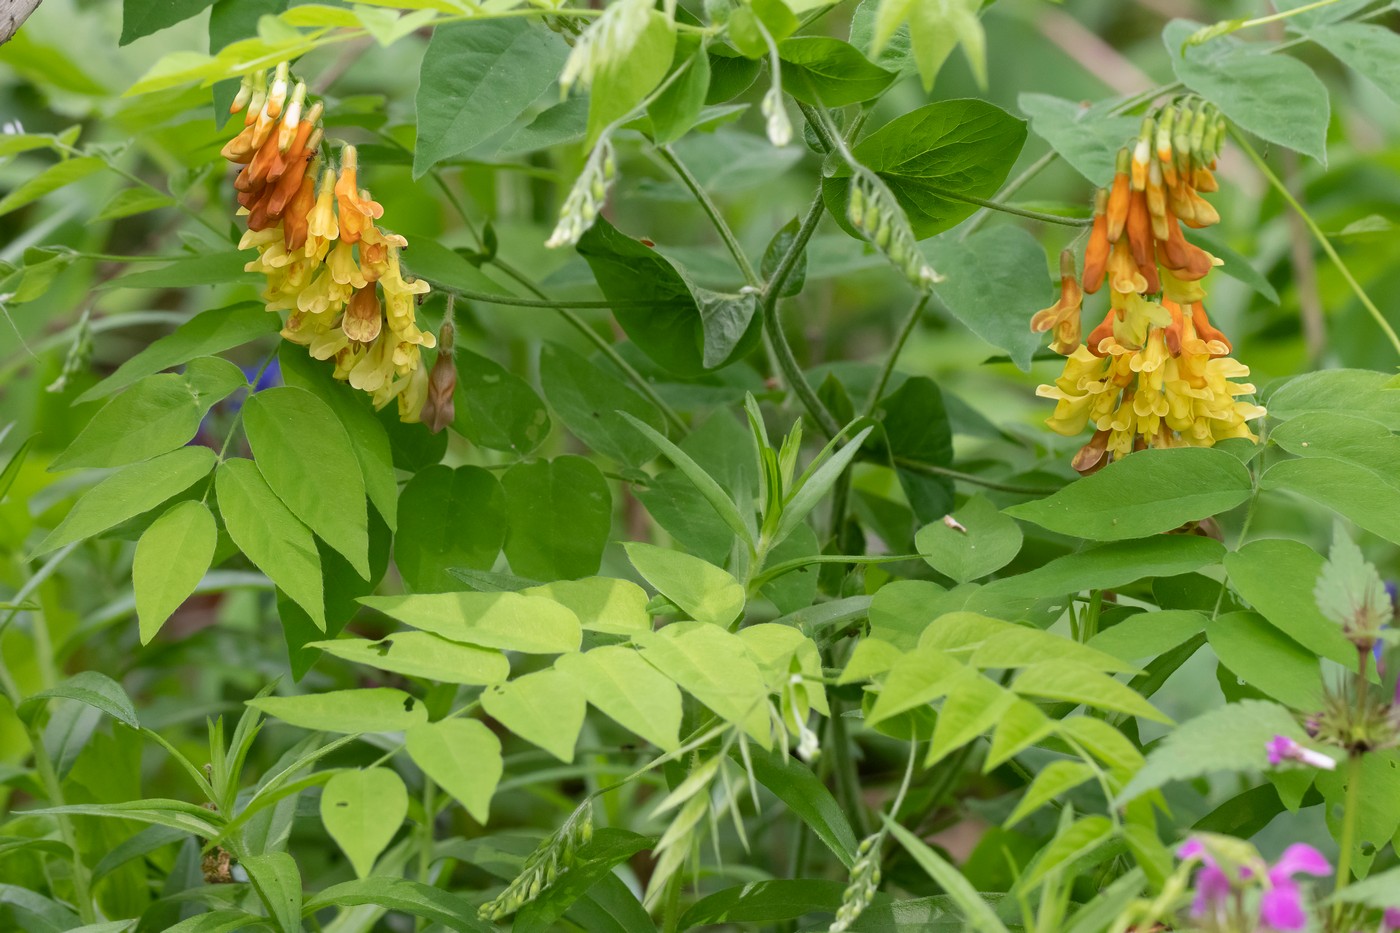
[
  {"xmin": 1386, "ymin": 907, "xmax": 1400, "ymax": 930},
  {"xmin": 1257, "ymin": 844, "xmax": 1330, "ymax": 931},
  {"xmin": 1177, "ymin": 839, "xmax": 1234, "ymax": 918},
  {"xmin": 1266, "ymin": 735, "xmax": 1336, "ymax": 771}
]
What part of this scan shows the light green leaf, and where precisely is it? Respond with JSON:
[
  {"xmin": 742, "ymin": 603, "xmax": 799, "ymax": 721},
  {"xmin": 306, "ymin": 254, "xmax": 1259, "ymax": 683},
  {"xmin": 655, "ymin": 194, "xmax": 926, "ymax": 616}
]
[
  {"xmin": 1005, "ymin": 760, "xmax": 1096, "ymax": 827},
  {"xmin": 216, "ymin": 458, "xmax": 324, "ymax": 629},
  {"xmin": 395, "ymin": 465, "xmax": 505, "ymax": 593},
  {"xmin": 243, "ymin": 386, "xmax": 369, "ymax": 577},
  {"xmin": 94, "ymin": 187, "xmax": 177, "ymax": 221},
  {"xmin": 1117, "ymin": 699, "xmax": 1305, "ymax": 803},
  {"xmin": 1265, "ymin": 369, "xmax": 1400, "ymax": 429},
  {"xmin": 77, "ymin": 302, "xmax": 277, "ymax": 404},
  {"xmin": 1025, "ymin": 815, "xmax": 1116, "ymax": 887},
  {"xmin": 37, "ymin": 446, "xmax": 217, "ymax": 555},
  {"xmin": 1005, "ymin": 447, "xmax": 1251, "ymax": 540},
  {"xmin": 916, "ymin": 495, "xmax": 1023, "ymax": 583},
  {"xmin": 1164, "ymin": 19, "xmax": 1329, "ymax": 162},
  {"xmin": 308, "ymin": 633, "xmax": 509, "ymax": 686},
  {"xmin": 1314, "ymin": 523, "xmax": 1393, "ymax": 632},
  {"xmin": 302, "ymin": 878, "xmax": 491, "ymax": 932},
  {"xmin": 586, "ymin": 10, "xmax": 676, "ymax": 147},
  {"xmin": 21, "ymin": 672, "xmax": 139, "ymax": 730},
  {"xmin": 1087, "ymin": 610, "xmax": 1208, "ymax": 663},
  {"xmin": 249, "ymin": 688, "xmax": 427, "ymax": 734},
  {"xmin": 866, "ymin": 643, "xmax": 962, "ymax": 725},
  {"xmin": 1017, "ymin": 93, "xmax": 1139, "ymax": 185},
  {"xmin": 622, "ymin": 412, "xmax": 753, "ymax": 544},
  {"xmin": 361, "ymin": 590, "xmax": 582, "ymax": 654},
  {"xmin": 637, "ymin": 622, "xmax": 771, "ymax": 746},
  {"xmin": 101, "ymin": 251, "xmax": 257, "ymax": 290},
  {"xmin": 481, "ymin": 669, "xmax": 587, "ymax": 762},
  {"xmin": 0, "ymin": 156, "xmax": 103, "ymax": 217},
  {"xmin": 1207, "ymin": 611, "xmax": 1323, "ymax": 710},
  {"xmin": 320, "ymin": 768, "xmax": 408, "ymax": 878},
  {"xmin": 405, "ymin": 719, "xmax": 502, "ymax": 824},
  {"xmin": 985, "ymin": 699, "xmax": 1054, "ymax": 770},
  {"xmin": 1332, "ymin": 864, "xmax": 1400, "ymax": 909},
  {"xmin": 989, "ymin": 536, "xmax": 1226, "ymax": 599},
  {"xmin": 968, "ymin": 627, "xmax": 1139, "ymax": 675},
  {"xmin": 838, "ymin": 637, "xmax": 902, "ymax": 684},
  {"xmin": 134, "ymin": 499, "xmax": 217, "ymax": 644},
  {"xmin": 1012, "ymin": 661, "xmax": 1170, "ymax": 723},
  {"xmin": 522, "ymin": 576, "xmax": 652, "ymax": 636},
  {"xmin": 556, "ymin": 647, "xmax": 683, "ymax": 752},
  {"xmin": 774, "ymin": 426, "xmax": 873, "ymax": 546},
  {"xmin": 1259, "ymin": 456, "xmax": 1400, "ymax": 547},
  {"xmin": 501, "ymin": 457, "xmax": 610, "ymax": 580},
  {"xmin": 1226, "ymin": 541, "xmax": 1356, "ymax": 667},
  {"xmin": 241, "ymin": 851, "xmax": 302, "ymax": 933},
  {"xmin": 624, "ymin": 542, "xmax": 745, "ymax": 627},
  {"xmin": 927, "ymin": 670, "xmax": 1014, "ymax": 766},
  {"xmin": 648, "ymin": 40, "xmax": 710, "ymax": 144},
  {"xmin": 51, "ymin": 357, "xmax": 245, "ymax": 470},
  {"xmin": 413, "ymin": 18, "xmax": 566, "ymax": 176}
]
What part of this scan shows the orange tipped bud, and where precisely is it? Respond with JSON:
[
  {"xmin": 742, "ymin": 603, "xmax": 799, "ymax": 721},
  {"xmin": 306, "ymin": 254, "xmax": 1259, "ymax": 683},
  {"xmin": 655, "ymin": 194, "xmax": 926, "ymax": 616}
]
[
  {"xmin": 420, "ymin": 321, "xmax": 458, "ymax": 433},
  {"xmin": 1082, "ymin": 190, "xmax": 1110, "ymax": 294}
]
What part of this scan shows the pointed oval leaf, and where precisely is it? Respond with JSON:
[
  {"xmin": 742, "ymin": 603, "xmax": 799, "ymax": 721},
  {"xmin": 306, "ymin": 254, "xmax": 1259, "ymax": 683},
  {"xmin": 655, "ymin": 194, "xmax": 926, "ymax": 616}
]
[
  {"xmin": 134, "ymin": 499, "xmax": 217, "ymax": 644},
  {"xmin": 405, "ymin": 719, "xmax": 502, "ymax": 825},
  {"xmin": 556, "ymin": 646, "xmax": 683, "ymax": 752},
  {"xmin": 320, "ymin": 768, "xmax": 408, "ymax": 878},
  {"xmin": 248, "ymin": 688, "xmax": 427, "ymax": 734},
  {"xmin": 481, "ymin": 669, "xmax": 587, "ymax": 762}
]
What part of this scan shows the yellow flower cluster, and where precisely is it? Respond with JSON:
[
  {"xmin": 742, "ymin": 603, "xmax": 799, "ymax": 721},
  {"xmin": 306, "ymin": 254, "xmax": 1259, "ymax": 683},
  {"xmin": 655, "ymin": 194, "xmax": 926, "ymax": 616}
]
[
  {"xmin": 223, "ymin": 63, "xmax": 436, "ymax": 422},
  {"xmin": 1031, "ymin": 99, "xmax": 1264, "ymax": 473}
]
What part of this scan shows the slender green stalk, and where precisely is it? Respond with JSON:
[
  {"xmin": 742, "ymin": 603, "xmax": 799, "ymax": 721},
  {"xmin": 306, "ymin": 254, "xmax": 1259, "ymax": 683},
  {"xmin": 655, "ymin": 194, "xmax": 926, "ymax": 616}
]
[
  {"xmin": 828, "ymin": 690, "xmax": 869, "ymax": 838},
  {"xmin": 893, "ymin": 457, "xmax": 1061, "ymax": 496},
  {"xmin": 923, "ymin": 185, "xmax": 1091, "ymax": 227},
  {"xmin": 1333, "ymin": 751, "xmax": 1364, "ymax": 911},
  {"xmin": 961, "ymin": 151, "xmax": 1058, "ymax": 238},
  {"xmin": 750, "ymin": 553, "xmax": 924, "ymax": 591},
  {"xmin": 864, "ymin": 294, "xmax": 930, "ymax": 412},
  {"xmin": 1231, "ymin": 129, "xmax": 1400, "ymax": 357},
  {"xmin": 431, "ymin": 285, "xmax": 679, "ymax": 311},
  {"xmin": 27, "ymin": 723, "xmax": 96, "ymax": 923},
  {"xmin": 657, "ymin": 145, "xmax": 761, "ymax": 287}
]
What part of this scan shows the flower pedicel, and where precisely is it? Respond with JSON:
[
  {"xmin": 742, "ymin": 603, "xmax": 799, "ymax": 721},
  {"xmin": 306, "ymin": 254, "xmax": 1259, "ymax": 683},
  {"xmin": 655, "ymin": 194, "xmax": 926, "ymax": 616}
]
[{"xmin": 222, "ymin": 63, "xmax": 440, "ymax": 425}]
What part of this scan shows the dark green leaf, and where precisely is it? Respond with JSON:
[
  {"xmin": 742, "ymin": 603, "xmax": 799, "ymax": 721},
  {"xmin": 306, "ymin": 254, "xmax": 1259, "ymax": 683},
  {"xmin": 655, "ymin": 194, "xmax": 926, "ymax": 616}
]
[
  {"xmin": 121, "ymin": 0, "xmax": 218, "ymax": 45},
  {"xmin": 779, "ymin": 37, "xmax": 896, "ymax": 107},
  {"xmin": 680, "ymin": 879, "xmax": 845, "ymax": 927},
  {"xmin": 21, "ymin": 672, "xmax": 139, "ymax": 729},
  {"xmin": 648, "ymin": 39, "xmax": 710, "ymax": 144},
  {"xmin": 539, "ymin": 343, "xmax": 665, "ymax": 467},
  {"xmin": 452, "ymin": 348, "xmax": 550, "ymax": 454},
  {"xmin": 989, "ymin": 536, "xmax": 1226, "ymax": 599},
  {"xmin": 302, "ymin": 878, "xmax": 492, "ymax": 931},
  {"xmin": 744, "ymin": 747, "xmax": 858, "ymax": 869},
  {"xmin": 395, "ymin": 465, "xmax": 505, "ymax": 593},
  {"xmin": 1017, "ymin": 93, "xmax": 1138, "ymax": 185},
  {"xmin": 100, "ymin": 252, "xmax": 257, "ymax": 290},
  {"xmin": 878, "ymin": 376, "xmax": 954, "ymax": 522},
  {"xmin": 760, "ymin": 217, "xmax": 807, "ymax": 298},
  {"xmin": 501, "ymin": 457, "xmax": 611, "ymax": 580}
]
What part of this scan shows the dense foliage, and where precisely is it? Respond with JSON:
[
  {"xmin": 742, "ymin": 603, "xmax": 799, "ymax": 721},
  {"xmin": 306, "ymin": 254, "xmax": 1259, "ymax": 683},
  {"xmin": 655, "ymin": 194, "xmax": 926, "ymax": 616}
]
[{"xmin": 3, "ymin": 0, "xmax": 1400, "ymax": 930}]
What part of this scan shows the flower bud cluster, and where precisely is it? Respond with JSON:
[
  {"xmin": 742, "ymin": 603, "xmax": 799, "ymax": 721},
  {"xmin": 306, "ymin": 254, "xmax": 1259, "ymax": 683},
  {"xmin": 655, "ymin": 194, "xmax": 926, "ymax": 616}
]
[
  {"xmin": 847, "ymin": 168, "xmax": 942, "ymax": 291},
  {"xmin": 546, "ymin": 138, "xmax": 616, "ymax": 249},
  {"xmin": 1033, "ymin": 97, "xmax": 1263, "ymax": 473},
  {"xmin": 829, "ymin": 834, "xmax": 882, "ymax": 933},
  {"xmin": 223, "ymin": 64, "xmax": 441, "ymax": 423}
]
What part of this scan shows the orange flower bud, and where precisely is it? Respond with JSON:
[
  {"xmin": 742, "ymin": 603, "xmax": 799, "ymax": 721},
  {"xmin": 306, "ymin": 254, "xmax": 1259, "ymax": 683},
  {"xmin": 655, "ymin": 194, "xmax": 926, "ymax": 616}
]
[
  {"xmin": 419, "ymin": 321, "xmax": 458, "ymax": 433},
  {"xmin": 1082, "ymin": 190, "xmax": 1110, "ymax": 294}
]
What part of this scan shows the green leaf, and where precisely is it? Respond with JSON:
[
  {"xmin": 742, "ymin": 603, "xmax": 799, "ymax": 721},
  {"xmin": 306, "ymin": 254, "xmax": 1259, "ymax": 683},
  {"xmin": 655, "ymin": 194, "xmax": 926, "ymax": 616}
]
[
  {"xmin": 1314, "ymin": 525, "xmax": 1392, "ymax": 634},
  {"xmin": 760, "ymin": 216, "xmax": 808, "ymax": 299},
  {"xmin": 21, "ymin": 672, "xmax": 139, "ymax": 730},
  {"xmin": 694, "ymin": 285, "xmax": 761, "ymax": 369},
  {"xmin": 394, "ymin": 465, "xmax": 505, "ymax": 593},
  {"xmin": 501, "ymin": 98, "xmax": 589, "ymax": 154},
  {"xmin": 822, "ymin": 99, "xmax": 1026, "ymax": 239},
  {"xmin": 1012, "ymin": 661, "xmax": 1169, "ymax": 723},
  {"xmin": 501, "ymin": 457, "xmax": 611, "ymax": 580},
  {"xmin": 302, "ymin": 878, "xmax": 491, "ymax": 932},
  {"xmin": 1332, "ymin": 865, "xmax": 1400, "ymax": 909},
  {"xmin": 878, "ymin": 376, "xmax": 954, "ymax": 522},
  {"xmin": 968, "ymin": 627, "xmax": 1138, "ymax": 675},
  {"xmin": 134, "ymin": 499, "xmax": 217, "ymax": 644},
  {"xmin": 1164, "ymin": 18, "xmax": 1329, "ymax": 163},
  {"xmin": 241, "ymin": 851, "xmax": 302, "ymax": 933},
  {"xmin": 94, "ymin": 187, "xmax": 177, "ymax": 221},
  {"xmin": 1259, "ymin": 456, "xmax": 1400, "ymax": 547},
  {"xmin": 867, "ymin": 643, "xmax": 962, "ymax": 724},
  {"xmin": 746, "ymin": 747, "xmax": 859, "ymax": 869},
  {"xmin": 121, "ymin": 0, "xmax": 217, "ymax": 44},
  {"xmin": 586, "ymin": 10, "xmax": 676, "ymax": 147},
  {"xmin": 1024, "ymin": 815, "xmax": 1117, "ymax": 888},
  {"xmin": 539, "ymin": 343, "xmax": 665, "ymax": 468},
  {"xmin": 481, "ymin": 669, "xmax": 587, "ymax": 762},
  {"xmin": 1087, "ymin": 609, "xmax": 1208, "ymax": 663},
  {"xmin": 555, "ymin": 646, "xmax": 683, "ymax": 751},
  {"xmin": 361, "ymin": 590, "xmax": 582, "ymax": 654},
  {"xmin": 308, "ymin": 633, "xmax": 509, "ymax": 686},
  {"xmin": 37, "ymin": 446, "xmax": 217, "ymax": 555},
  {"xmin": 277, "ymin": 344, "xmax": 398, "ymax": 530},
  {"xmin": 452, "ymin": 347, "xmax": 551, "ymax": 454},
  {"xmin": 1006, "ymin": 447, "xmax": 1251, "ymax": 540},
  {"xmin": 916, "ymin": 495, "xmax": 1022, "ymax": 584},
  {"xmin": 243, "ymin": 386, "xmax": 369, "ymax": 577},
  {"xmin": 927, "ymin": 670, "xmax": 1015, "ymax": 765},
  {"xmin": 0, "ymin": 156, "xmax": 103, "ymax": 217},
  {"xmin": 405, "ymin": 719, "xmax": 502, "ymax": 824},
  {"xmin": 77, "ymin": 303, "xmax": 276, "ymax": 404},
  {"xmin": 1317, "ymin": 748, "xmax": 1400, "ymax": 879},
  {"xmin": 1005, "ymin": 760, "xmax": 1096, "ymax": 827},
  {"xmin": 1117, "ymin": 699, "xmax": 1306, "ymax": 803},
  {"xmin": 320, "ymin": 768, "xmax": 407, "ymax": 878},
  {"xmin": 1207, "ymin": 611, "xmax": 1323, "ymax": 710},
  {"xmin": 779, "ymin": 37, "xmax": 896, "ymax": 106},
  {"xmin": 399, "ymin": 237, "xmax": 514, "ymax": 296},
  {"xmin": 216, "ymin": 458, "xmax": 325, "ymax": 629},
  {"xmin": 514, "ymin": 829, "xmax": 656, "ymax": 933},
  {"xmin": 1017, "ymin": 93, "xmax": 1140, "ymax": 185},
  {"xmin": 775, "ymin": 426, "xmax": 873, "ymax": 546},
  {"xmin": 1309, "ymin": 23, "xmax": 1400, "ymax": 107},
  {"xmin": 248, "ymin": 688, "xmax": 427, "ymax": 734},
  {"xmin": 28, "ymin": 800, "xmax": 221, "ymax": 838},
  {"xmin": 522, "ymin": 577, "xmax": 652, "ymax": 636},
  {"xmin": 101, "ymin": 251, "xmax": 258, "ymax": 290},
  {"xmin": 52, "ymin": 357, "xmax": 245, "ymax": 470},
  {"xmin": 622, "ymin": 412, "xmax": 753, "ymax": 545},
  {"xmin": 624, "ymin": 542, "xmax": 745, "ymax": 627},
  {"xmin": 648, "ymin": 41, "xmax": 710, "ymax": 144},
  {"xmin": 680, "ymin": 880, "xmax": 844, "ymax": 928},
  {"xmin": 990, "ymin": 536, "xmax": 1225, "ymax": 599},
  {"xmin": 638, "ymin": 622, "xmax": 771, "ymax": 745},
  {"xmin": 576, "ymin": 218, "xmax": 707, "ymax": 375},
  {"xmin": 885, "ymin": 819, "xmax": 1011, "ymax": 933},
  {"xmin": 1265, "ymin": 369, "xmax": 1400, "ymax": 429},
  {"xmin": 923, "ymin": 226, "xmax": 1051, "ymax": 372}
]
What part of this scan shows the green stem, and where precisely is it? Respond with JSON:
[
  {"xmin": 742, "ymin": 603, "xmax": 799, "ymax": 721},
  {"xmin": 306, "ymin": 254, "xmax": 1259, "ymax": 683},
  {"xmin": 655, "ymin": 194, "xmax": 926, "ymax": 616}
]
[
  {"xmin": 1333, "ymin": 751, "xmax": 1364, "ymax": 910},
  {"xmin": 431, "ymin": 285, "xmax": 679, "ymax": 311},
  {"xmin": 961, "ymin": 151, "xmax": 1059, "ymax": 238},
  {"xmin": 27, "ymin": 723, "xmax": 96, "ymax": 923},
  {"xmin": 762, "ymin": 190, "xmax": 842, "ymax": 438},
  {"xmin": 750, "ymin": 553, "xmax": 924, "ymax": 591},
  {"xmin": 893, "ymin": 457, "xmax": 1061, "ymax": 496},
  {"xmin": 661, "ymin": 868, "xmax": 684, "ymax": 933},
  {"xmin": 828, "ymin": 689, "xmax": 869, "ymax": 838},
  {"xmin": 1231, "ymin": 129, "xmax": 1400, "ymax": 358},
  {"xmin": 657, "ymin": 145, "xmax": 760, "ymax": 287},
  {"xmin": 922, "ymin": 184, "xmax": 1091, "ymax": 227},
  {"xmin": 864, "ymin": 294, "xmax": 930, "ymax": 412}
]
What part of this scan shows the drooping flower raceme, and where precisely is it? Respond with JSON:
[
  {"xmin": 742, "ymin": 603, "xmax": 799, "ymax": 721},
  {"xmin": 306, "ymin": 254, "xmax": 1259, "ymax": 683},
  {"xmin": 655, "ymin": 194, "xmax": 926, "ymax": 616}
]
[
  {"xmin": 223, "ymin": 64, "xmax": 438, "ymax": 423},
  {"xmin": 1032, "ymin": 98, "xmax": 1265, "ymax": 472}
]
